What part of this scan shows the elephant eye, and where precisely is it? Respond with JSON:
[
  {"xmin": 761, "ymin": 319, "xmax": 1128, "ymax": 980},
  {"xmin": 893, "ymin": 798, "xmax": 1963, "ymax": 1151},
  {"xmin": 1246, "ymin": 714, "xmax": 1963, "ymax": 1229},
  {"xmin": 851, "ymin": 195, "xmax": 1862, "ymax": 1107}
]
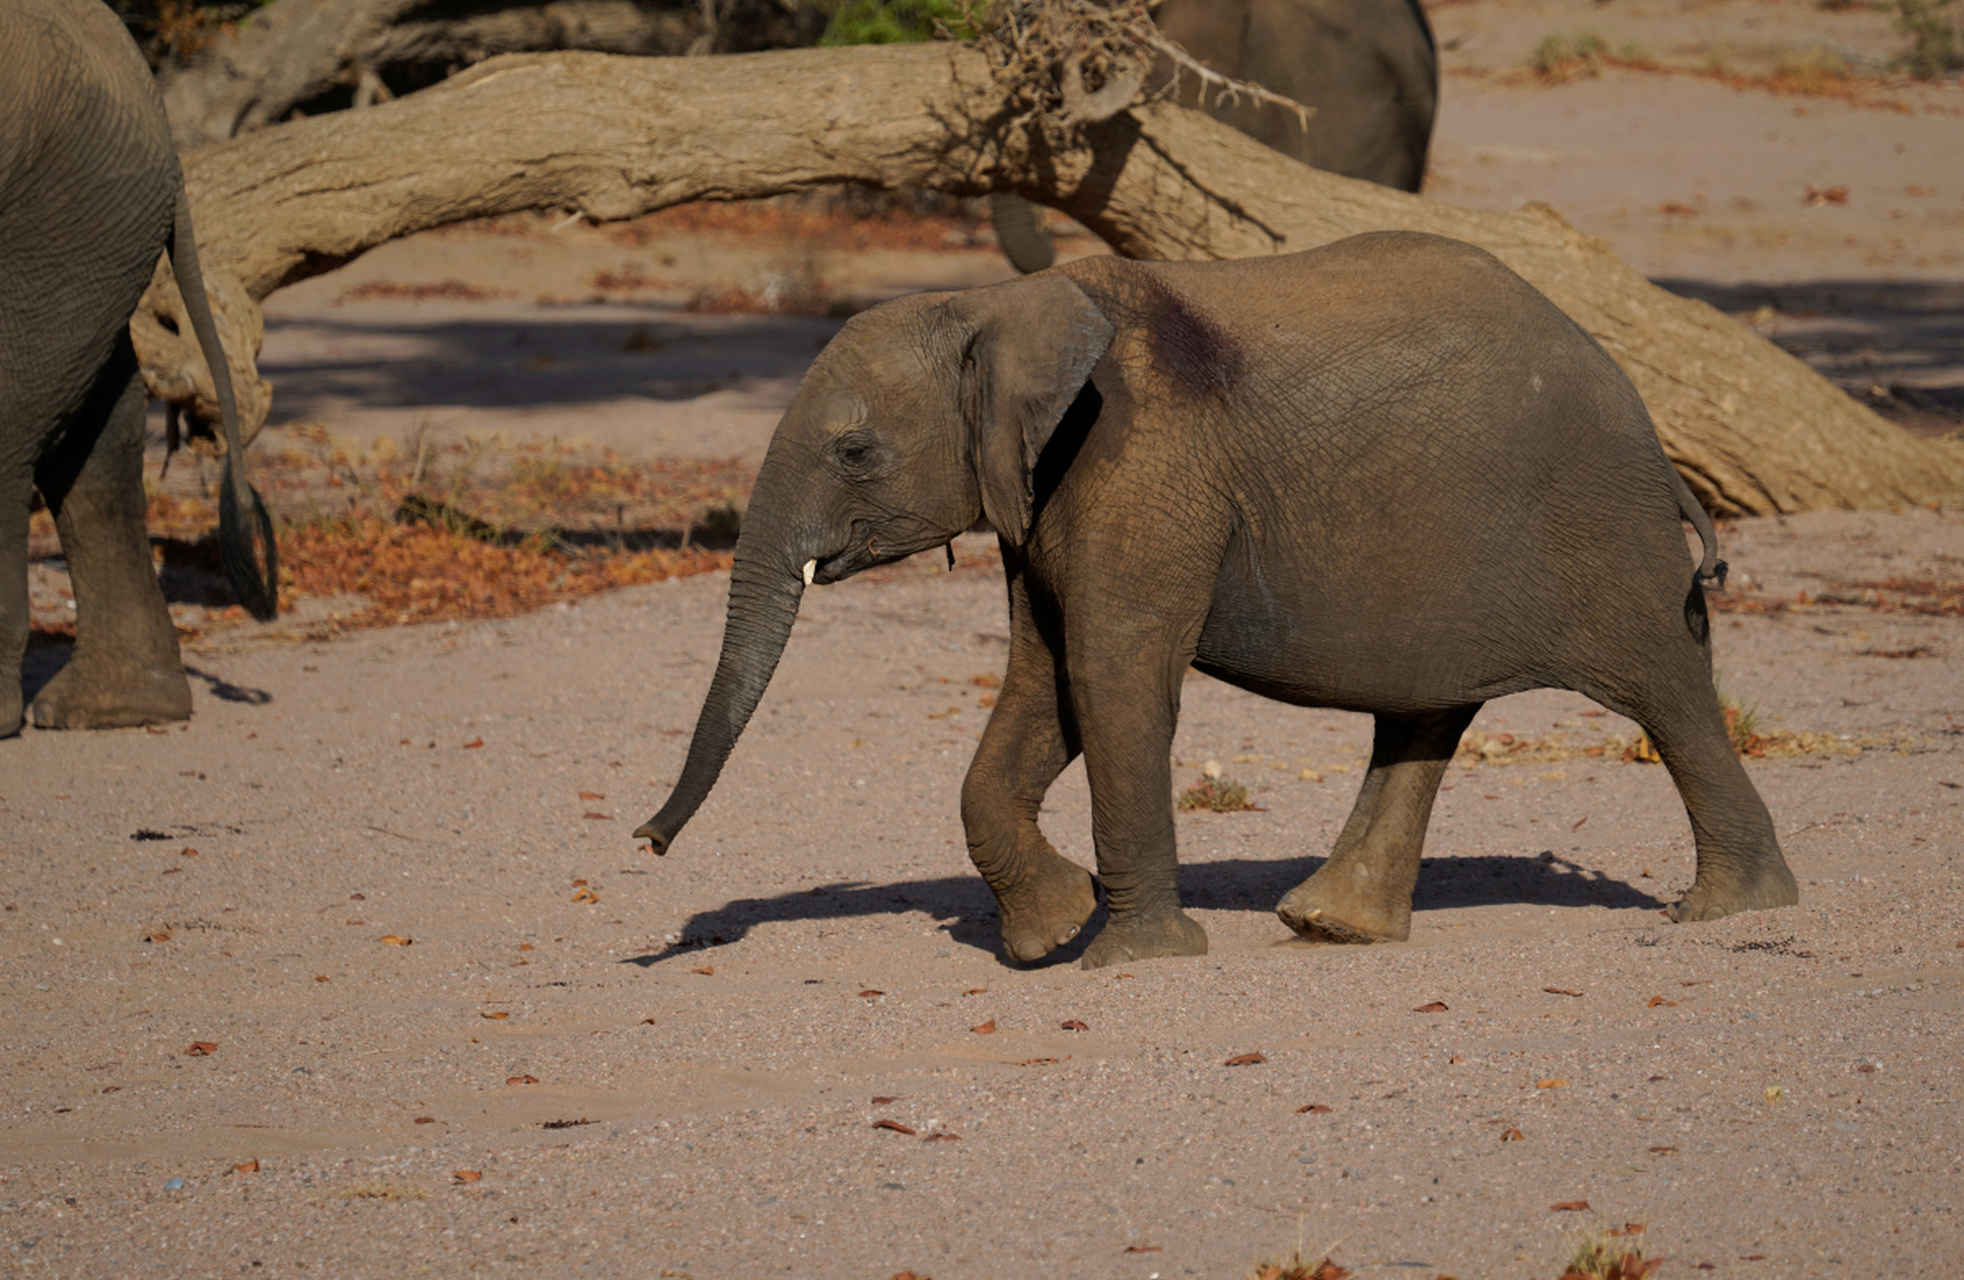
[{"xmin": 833, "ymin": 433, "xmax": 878, "ymax": 471}]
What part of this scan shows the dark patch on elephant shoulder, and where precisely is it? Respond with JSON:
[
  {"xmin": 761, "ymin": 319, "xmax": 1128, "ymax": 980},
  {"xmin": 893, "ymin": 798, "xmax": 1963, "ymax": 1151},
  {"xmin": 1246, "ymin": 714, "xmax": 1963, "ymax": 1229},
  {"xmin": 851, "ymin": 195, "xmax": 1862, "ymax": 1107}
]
[{"xmin": 1147, "ymin": 284, "xmax": 1245, "ymax": 399}]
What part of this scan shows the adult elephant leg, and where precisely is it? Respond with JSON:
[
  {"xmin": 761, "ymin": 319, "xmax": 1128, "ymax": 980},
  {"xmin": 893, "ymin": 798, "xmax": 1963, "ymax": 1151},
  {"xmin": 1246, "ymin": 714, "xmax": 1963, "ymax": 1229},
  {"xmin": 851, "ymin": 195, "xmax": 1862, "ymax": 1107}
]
[
  {"xmin": 1277, "ymin": 705, "xmax": 1480, "ymax": 943},
  {"xmin": 0, "ymin": 470, "xmax": 29, "ymax": 737},
  {"xmin": 1591, "ymin": 645, "xmax": 1797, "ymax": 922},
  {"xmin": 961, "ymin": 570, "xmax": 1096, "ymax": 962},
  {"xmin": 1073, "ymin": 641, "xmax": 1209, "ymax": 970},
  {"xmin": 31, "ymin": 340, "xmax": 191, "ymax": 729}
]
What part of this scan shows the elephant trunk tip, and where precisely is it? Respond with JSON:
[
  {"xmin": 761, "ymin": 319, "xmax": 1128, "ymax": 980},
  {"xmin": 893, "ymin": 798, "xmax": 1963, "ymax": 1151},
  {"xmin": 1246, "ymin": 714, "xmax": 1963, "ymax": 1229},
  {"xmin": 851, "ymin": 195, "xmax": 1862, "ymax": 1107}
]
[{"xmin": 631, "ymin": 818, "xmax": 673, "ymax": 856}]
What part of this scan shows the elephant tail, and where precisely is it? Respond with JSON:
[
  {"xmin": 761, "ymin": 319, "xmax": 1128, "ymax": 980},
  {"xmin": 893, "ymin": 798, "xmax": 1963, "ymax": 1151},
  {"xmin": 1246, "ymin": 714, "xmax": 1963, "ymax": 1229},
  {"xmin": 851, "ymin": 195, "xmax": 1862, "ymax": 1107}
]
[
  {"xmin": 1673, "ymin": 468, "xmax": 1727, "ymax": 591},
  {"xmin": 169, "ymin": 186, "xmax": 280, "ymax": 623}
]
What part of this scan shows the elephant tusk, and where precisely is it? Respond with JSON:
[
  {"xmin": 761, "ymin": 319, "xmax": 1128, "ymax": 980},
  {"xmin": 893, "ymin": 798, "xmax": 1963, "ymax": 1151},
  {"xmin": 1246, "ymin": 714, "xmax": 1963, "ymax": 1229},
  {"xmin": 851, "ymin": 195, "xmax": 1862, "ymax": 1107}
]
[{"xmin": 802, "ymin": 558, "xmax": 816, "ymax": 586}]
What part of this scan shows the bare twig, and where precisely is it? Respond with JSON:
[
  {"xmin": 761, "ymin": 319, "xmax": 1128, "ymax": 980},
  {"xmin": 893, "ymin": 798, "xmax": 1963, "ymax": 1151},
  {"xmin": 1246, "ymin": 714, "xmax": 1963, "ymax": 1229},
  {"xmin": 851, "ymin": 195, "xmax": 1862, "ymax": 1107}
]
[{"xmin": 978, "ymin": 0, "xmax": 1311, "ymax": 134}]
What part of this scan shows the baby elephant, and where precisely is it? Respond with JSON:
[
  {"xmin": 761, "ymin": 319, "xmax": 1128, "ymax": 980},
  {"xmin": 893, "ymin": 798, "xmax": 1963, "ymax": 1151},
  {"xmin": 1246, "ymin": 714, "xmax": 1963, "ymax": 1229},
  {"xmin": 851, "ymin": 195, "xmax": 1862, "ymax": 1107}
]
[{"xmin": 638, "ymin": 231, "xmax": 1798, "ymax": 968}]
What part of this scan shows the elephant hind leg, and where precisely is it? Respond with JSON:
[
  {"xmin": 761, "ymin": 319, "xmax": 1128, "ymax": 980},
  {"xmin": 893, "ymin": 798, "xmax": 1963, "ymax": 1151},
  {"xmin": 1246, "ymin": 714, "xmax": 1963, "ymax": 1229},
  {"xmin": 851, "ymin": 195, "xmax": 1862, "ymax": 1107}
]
[
  {"xmin": 1591, "ymin": 660, "xmax": 1797, "ymax": 923},
  {"xmin": 1277, "ymin": 705, "xmax": 1481, "ymax": 944},
  {"xmin": 30, "ymin": 343, "xmax": 191, "ymax": 731}
]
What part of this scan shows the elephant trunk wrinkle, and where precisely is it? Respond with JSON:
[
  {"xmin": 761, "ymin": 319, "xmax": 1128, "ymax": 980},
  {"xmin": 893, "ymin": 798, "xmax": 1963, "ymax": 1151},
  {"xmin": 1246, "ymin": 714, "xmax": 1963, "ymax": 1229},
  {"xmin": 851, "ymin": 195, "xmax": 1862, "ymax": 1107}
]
[{"xmin": 638, "ymin": 532, "xmax": 808, "ymax": 853}]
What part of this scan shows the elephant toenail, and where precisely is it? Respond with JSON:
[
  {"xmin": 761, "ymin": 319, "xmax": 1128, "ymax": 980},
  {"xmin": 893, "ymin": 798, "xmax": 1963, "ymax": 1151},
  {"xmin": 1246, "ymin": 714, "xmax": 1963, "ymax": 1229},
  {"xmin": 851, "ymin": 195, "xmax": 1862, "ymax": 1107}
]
[
  {"xmin": 1306, "ymin": 909, "xmax": 1322, "ymax": 920},
  {"xmin": 1063, "ymin": 925, "xmax": 1079, "ymax": 940}
]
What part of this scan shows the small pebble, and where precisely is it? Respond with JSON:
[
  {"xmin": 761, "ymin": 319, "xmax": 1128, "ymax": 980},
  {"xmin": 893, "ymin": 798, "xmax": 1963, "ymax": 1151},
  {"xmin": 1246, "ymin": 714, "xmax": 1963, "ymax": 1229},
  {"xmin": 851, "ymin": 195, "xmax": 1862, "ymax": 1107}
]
[{"xmin": 163, "ymin": 1177, "xmax": 185, "ymax": 1191}]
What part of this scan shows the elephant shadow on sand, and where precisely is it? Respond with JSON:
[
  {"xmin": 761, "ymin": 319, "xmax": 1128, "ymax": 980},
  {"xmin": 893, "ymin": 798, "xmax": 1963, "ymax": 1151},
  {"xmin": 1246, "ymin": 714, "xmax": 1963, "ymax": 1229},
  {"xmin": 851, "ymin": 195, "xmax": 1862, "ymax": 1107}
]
[{"xmin": 621, "ymin": 854, "xmax": 1666, "ymax": 969}]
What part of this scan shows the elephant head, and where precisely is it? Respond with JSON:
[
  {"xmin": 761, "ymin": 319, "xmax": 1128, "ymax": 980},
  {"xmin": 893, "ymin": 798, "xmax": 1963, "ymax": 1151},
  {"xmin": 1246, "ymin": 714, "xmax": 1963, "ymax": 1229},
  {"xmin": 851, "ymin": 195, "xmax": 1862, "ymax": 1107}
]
[{"xmin": 634, "ymin": 273, "xmax": 1117, "ymax": 853}]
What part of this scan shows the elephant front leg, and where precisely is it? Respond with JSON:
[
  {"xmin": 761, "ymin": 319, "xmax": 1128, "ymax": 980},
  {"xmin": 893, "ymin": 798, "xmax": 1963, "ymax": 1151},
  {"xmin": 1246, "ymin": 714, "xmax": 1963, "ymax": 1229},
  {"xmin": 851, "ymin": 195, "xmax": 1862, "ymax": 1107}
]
[
  {"xmin": 1071, "ymin": 651, "xmax": 1208, "ymax": 970},
  {"xmin": 961, "ymin": 582, "xmax": 1098, "ymax": 963},
  {"xmin": 30, "ymin": 351, "xmax": 192, "ymax": 730},
  {"xmin": 1278, "ymin": 706, "xmax": 1480, "ymax": 944}
]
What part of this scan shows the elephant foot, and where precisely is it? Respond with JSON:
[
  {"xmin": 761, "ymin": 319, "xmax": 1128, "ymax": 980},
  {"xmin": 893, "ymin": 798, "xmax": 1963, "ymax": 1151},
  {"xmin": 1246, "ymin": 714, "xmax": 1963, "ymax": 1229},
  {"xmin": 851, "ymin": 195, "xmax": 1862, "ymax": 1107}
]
[
  {"xmin": 30, "ymin": 657, "xmax": 191, "ymax": 731},
  {"xmin": 1277, "ymin": 870, "xmax": 1412, "ymax": 944},
  {"xmin": 1667, "ymin": 860, "xmax": 1800, "ymax": 923},
  {"xmin": 1081, "ymin": 907, "xmax": 1207, "ymax": 970},
  {"xmin": 989, "ymin": 849, "xmax": 1100, "ymax": 964}
]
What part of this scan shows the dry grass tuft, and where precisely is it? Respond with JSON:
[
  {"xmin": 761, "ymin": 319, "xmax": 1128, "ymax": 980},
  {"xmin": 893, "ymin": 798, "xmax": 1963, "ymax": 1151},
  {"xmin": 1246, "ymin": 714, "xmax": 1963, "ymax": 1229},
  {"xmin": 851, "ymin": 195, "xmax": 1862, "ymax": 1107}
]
[
  {"xmin": 1526, "ymin": 31, "xmax": 1657, "ymax": 81},
  {"xmin": 1894, "ymin": 0, "xmax": 1963, "ymax": 78},
  {"xmin": 1558, "ymin": 1223, "xmax": 1657, "ymax": 1279},
  {"xmin": 328, "ymin": 1183, "xmax": 427, "ymax": 1202},
  {"xmin": 1252, "ymin": 1254, "xmax": 1351, "ymax": 1280},
  {"xmin": 1178, "ymin": 767, "xmax": 1260, "ymax": 812},
  {"xmin": 1771, "ymin": 43, "xmax": 1853, "ymax": 91}
]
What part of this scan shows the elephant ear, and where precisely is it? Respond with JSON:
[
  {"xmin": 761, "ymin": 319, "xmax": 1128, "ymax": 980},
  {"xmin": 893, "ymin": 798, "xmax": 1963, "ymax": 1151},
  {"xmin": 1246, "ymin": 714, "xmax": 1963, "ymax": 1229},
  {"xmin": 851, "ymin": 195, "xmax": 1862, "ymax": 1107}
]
[{"xmin": 945, "ymin": 274, "xmax": 1115, "ymax": 545}]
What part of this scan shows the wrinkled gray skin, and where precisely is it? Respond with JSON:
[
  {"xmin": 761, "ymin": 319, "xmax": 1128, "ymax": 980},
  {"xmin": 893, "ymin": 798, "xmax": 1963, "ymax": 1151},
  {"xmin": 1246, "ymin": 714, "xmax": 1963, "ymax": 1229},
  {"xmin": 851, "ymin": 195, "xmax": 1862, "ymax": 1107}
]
[
  {"xmin": 993, "ymin": 0, "xmax": 1438, "ymax": 273},
  {"xmin": 638, "ymin": 232, "xmax": 1799, "ymax": 969},
  {"xmin": 1, "ymin": 0, "xmax": 276, "ymax": 738}
]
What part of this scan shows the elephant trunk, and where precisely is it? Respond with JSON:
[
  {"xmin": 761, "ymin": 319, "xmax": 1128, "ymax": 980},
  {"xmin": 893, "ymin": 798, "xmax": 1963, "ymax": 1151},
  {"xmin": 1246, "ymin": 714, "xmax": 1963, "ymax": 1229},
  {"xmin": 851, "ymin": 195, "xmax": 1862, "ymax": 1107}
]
[
  {"xmin": 989, "ymin": 193, "xmax": 1055, "ymax": 275},
  {"xmin": 634, "ymin": 498, "xmax": 810, "ymax": 855}
]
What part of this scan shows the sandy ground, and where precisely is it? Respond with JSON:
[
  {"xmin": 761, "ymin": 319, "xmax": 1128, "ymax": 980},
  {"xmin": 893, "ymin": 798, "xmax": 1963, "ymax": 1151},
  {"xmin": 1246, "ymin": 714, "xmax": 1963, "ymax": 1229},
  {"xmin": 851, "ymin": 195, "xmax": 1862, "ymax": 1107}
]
[{"xmin": 6, "ymin": 0, "xmax": 1964, "ymax": 1274}]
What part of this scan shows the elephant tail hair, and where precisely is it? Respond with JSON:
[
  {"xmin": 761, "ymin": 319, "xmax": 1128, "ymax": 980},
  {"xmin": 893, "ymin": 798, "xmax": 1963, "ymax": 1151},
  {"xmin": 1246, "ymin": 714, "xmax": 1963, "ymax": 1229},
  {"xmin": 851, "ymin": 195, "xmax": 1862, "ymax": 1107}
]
[
  {"xmin": 1672, "ymin": 468, "xmax": 1727, "ymax": 592},
  {"xmin": 169, "ymin": 187, "xmax": 280, "ymax": 622}
]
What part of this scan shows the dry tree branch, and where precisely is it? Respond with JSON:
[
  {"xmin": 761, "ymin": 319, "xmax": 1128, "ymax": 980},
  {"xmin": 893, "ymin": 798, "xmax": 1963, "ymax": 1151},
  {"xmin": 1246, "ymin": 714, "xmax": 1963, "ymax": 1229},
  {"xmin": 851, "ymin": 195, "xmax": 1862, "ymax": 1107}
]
[
  {"xmin": 977, "ymin": 0, "xmax": 1308, "ymax": 131},
  {"xmin": 1139, "ymin": 24, "xmax": 1312, "ymax": 131}
]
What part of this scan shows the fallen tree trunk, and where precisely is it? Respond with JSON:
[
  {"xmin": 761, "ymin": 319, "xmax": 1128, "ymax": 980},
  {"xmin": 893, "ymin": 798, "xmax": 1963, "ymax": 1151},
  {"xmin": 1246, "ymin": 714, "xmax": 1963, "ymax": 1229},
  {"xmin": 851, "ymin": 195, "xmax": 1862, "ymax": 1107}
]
[
  {"xmin": 156, "ymin": 0, "xmax": 823, "ymax": 151},
  {"xmin": 149, "ymin": 42, "xmax": 1964, "ymax": 514}
]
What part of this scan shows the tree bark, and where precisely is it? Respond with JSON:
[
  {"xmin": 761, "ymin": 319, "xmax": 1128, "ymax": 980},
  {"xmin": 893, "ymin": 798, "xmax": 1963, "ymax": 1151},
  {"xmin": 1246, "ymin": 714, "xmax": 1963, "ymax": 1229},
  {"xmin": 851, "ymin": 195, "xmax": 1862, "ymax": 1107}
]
[
  {"xmin": 149, "ymin": 42, "xmax": 1964, "ymax": 514},
  {"xmin": 156, "ymin": 0, "xmax": 824, "ymax": 151}
]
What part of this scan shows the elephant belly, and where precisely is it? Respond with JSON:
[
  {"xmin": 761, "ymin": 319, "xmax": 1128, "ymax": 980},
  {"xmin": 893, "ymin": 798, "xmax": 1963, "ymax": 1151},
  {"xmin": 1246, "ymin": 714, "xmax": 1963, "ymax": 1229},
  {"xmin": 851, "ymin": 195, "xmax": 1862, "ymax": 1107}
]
[{"xmin": 1192, "ymin": 530, "xmax": 1544, "ymax": 714}]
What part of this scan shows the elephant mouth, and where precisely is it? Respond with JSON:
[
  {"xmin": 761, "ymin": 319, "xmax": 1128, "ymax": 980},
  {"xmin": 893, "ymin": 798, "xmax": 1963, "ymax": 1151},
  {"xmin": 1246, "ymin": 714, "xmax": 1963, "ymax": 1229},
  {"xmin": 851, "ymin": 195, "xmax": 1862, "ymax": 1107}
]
[{"xmin": 807, "ymin": 527, "xmax": 941, "ymax": 585}]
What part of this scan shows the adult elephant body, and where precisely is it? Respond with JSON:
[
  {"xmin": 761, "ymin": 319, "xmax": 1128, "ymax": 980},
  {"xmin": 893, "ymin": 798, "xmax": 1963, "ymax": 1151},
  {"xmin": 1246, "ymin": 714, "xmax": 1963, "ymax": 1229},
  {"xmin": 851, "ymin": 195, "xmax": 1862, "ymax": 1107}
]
[
  {"xmin": 993, "ymin": 0, "xmax": 1438, "ymax": 272},
  {"xmin": 1, "ymin": 0, "xmax": 275, "ymax": 737},
  {"xmin": 638, "ymin": 232, "xmax": 1798, "ymax": 968}
]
